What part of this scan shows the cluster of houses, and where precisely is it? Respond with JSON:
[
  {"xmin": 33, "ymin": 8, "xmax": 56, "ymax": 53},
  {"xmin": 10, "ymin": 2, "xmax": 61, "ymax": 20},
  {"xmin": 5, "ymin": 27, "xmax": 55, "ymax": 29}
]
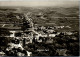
[{"xmin": 0, "ymin": 12, "xmax": 76, "ymax": 56}]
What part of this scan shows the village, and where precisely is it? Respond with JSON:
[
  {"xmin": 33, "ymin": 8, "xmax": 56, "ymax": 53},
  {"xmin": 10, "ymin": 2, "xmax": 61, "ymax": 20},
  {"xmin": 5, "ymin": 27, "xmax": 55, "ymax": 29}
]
[{"xmin": 0, "ymin": 12, "xmax": 79, "ymax": 56}]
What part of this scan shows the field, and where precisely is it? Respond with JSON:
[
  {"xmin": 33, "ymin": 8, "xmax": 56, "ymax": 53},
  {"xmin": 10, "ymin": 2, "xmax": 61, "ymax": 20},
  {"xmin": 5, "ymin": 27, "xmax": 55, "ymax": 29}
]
[{"xmin": 0, "ymin": 6, "xmax": 79, "ymax": 31}]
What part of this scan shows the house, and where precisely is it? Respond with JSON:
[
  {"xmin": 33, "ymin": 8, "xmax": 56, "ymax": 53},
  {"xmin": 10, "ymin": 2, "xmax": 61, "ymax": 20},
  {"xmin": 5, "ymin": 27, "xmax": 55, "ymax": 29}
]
[
  {"xmin": 46, "ymin": 29, "xmax": 55, "ymax": 33},
  {"xmin": 0, "ymin": 51, "xmax": 5, "ymax": 56},
  {"xmin": 49, "ymin": 34, "xmax": 56, "ymax": 37},
  {"xmin": 9, "ymin": 31, "xmax": 23, "ymax": 38},
  {"xmin": 27, "ymin": 51, "xmax": 32, "ymax": 56},
  {"xmin": 56, "ymin": 49, "xmax": 67, "ymax": 56}
]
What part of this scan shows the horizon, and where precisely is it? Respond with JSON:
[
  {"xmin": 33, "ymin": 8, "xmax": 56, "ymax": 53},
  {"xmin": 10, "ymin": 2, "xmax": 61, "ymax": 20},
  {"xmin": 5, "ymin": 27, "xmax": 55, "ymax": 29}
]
[{"xmin": 0, "ymin": 0, "xmax": 79, "ymax": 7}]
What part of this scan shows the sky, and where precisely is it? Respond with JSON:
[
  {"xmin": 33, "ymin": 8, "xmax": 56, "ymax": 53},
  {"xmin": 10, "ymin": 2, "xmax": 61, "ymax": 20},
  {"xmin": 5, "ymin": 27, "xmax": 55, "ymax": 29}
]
[{"xmin": 0, "ymin": 0, "xmax": 79, "ymax": 7}]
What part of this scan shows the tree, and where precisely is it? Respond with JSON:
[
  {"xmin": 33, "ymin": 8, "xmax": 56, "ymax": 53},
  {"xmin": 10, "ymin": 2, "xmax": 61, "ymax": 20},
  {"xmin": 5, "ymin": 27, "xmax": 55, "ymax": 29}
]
[{"xmin": 0, "ymin": 28, "xmax": 10, "ymax": 36}]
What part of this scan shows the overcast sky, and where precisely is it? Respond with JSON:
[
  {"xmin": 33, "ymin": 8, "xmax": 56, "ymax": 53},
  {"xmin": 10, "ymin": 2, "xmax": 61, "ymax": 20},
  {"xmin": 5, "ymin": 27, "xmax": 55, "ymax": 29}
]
[{"xmin": 0, "ymin": 0, "xmax": 79, "ymax": 7}]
